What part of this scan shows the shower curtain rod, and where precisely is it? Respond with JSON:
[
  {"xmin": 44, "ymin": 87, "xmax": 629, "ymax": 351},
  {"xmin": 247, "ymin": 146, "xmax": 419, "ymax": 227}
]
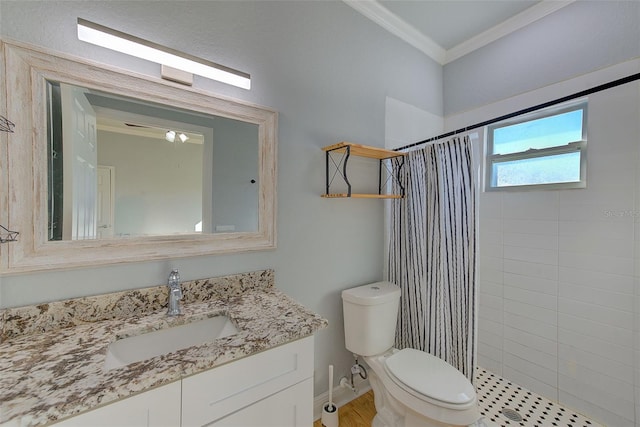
[{"xmin": 394, "ymin": 72, "xmax": 640, "ymax": 152}]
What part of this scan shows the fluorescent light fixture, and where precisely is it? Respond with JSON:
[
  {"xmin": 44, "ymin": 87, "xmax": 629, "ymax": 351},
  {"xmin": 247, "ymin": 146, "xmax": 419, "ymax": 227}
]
[{"xmin": 77, "ymin": 18, "xmax": 251, "ymax": 90}]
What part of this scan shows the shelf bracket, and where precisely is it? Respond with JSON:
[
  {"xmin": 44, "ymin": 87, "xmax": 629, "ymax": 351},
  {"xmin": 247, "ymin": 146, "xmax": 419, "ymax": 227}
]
[
  {"xmin": 378, "ymin": 157, "xmax": 406, "ymax": 197},
  {"xmin": 325, "ymin": 144, "xmax": 352, "ymax": 197}
]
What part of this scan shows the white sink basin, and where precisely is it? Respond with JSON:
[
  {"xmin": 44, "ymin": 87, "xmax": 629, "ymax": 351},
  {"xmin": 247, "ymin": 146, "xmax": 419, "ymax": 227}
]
[{"xmin": 104, "ymin": 315, "xmax": 238, "ymax": 370}]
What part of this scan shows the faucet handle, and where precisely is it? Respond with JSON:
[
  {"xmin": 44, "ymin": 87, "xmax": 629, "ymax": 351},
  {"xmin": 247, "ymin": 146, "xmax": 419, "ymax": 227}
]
[{"xmin": 168, "ymin": 268, "xmax": 180, "ymax": 285}]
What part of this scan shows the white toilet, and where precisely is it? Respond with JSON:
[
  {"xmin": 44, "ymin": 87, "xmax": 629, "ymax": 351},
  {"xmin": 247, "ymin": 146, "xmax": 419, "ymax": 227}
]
[{"xmin": 342, "ymin": 281, "xmax": 483, "ymax": 427}]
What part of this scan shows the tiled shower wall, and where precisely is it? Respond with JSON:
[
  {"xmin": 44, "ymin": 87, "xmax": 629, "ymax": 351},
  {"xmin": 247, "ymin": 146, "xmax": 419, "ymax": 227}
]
[{"xmin": 476, "ymin": 81, "xmax": 640, "ymax": 426}]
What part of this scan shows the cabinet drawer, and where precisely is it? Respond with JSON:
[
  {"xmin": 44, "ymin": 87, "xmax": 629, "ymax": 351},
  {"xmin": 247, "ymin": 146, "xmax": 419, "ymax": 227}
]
[
  {"xmin": 209, "ymin": 378, "xmax": 313, "ymax": 427},
  {"xmin": 182, "ymin": 336, "xmax": 314, "ymax": 427}
]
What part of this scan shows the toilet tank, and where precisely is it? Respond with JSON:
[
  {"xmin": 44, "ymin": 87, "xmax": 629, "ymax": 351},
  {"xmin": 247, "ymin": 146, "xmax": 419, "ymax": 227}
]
[{"xmin": 342, "ymin": 281, "xmax": 401, "ymax": 356}]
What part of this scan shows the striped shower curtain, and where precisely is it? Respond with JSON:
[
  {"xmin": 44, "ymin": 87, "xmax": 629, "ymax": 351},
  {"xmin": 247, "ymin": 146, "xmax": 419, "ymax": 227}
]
[{"xmin": 388, "ymin": 136, "xmax": 477, "ymax": 381}]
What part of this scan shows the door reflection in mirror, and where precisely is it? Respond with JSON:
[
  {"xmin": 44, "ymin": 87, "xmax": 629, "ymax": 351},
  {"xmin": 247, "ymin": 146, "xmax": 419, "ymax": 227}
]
[{"xmin": 46, "ymin": 81, "xmax": 259, "ymax": 241}]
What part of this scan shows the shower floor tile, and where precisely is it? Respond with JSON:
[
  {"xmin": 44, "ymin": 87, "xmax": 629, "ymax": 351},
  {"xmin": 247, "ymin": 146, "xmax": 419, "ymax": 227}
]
[{"xmin": 475, "ymin": 367, "xmax": 603, "ymax": 427}]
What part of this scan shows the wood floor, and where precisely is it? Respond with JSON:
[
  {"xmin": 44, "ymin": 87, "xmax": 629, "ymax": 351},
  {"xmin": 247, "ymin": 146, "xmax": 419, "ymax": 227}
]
[{"xmin": 313, "ymin": 390, "xmax": 376, "ymax": 427}]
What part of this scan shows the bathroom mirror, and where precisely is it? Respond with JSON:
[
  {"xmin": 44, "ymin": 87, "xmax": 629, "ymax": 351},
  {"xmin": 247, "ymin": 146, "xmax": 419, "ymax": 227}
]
[
  {"xmin": 0, "ymin": 41, "xmax": 277, "ymax": 273},
  {"xmin": 46, "ymin": 81, "xmax": 259, "ymax": 240}
]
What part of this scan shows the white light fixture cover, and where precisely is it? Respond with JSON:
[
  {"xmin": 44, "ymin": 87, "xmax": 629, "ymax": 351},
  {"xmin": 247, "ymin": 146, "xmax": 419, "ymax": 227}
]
[
  {"xmin": 178, "ymin": 133, "xmax": 189, "ymax": 143},
  {"xmin": 165, "ymin": 130, "xmax": 176, "ymax": 142},
  {"xmin": 77, "ymin": 18, "xmax": 251, "ymax": 90}
]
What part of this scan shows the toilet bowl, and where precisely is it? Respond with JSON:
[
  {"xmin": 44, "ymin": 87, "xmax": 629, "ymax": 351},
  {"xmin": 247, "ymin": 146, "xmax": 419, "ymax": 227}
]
[
  {"xmin": 365, "ymin": 349, "xmax": 480, "ymax": 426},
  {"xmin": 342, "ymin": 281, "xmax": 483, "ymax": 427}
]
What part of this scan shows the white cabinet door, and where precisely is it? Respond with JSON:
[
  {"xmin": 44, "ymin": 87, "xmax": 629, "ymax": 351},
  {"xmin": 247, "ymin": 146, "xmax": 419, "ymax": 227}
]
[
  {"xmin": 52, "ymin": 381, "xmax": 181, "ymax": 427},
  {"xmin": 182, "ymin": 336, "xmax": 314, "ymax": 427},
  {"xmin": 210, "ymin": 378, "xmax": 313, "ymax": 427}
]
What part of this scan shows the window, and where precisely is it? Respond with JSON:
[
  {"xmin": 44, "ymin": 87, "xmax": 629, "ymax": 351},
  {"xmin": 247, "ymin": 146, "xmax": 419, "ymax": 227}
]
[{"xmin": 485, "ymin": 101, "xmax": 587, "ymax": 191}]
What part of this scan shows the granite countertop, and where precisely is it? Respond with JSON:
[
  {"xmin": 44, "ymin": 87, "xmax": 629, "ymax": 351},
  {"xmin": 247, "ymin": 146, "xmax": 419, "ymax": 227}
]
[{"xmin": 0, "ymin": 270, "xmax": 328, "ymax": 426}]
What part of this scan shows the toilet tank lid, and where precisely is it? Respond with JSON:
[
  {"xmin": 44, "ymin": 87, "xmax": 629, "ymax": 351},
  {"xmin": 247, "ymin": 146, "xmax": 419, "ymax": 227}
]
[{"xmin": 341, "ymin": 281, "xmax": 400, "ymax": 306}]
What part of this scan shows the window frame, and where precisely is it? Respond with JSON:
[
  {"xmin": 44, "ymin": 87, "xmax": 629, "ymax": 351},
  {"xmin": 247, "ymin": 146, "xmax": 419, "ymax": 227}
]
[{"xmin": 485, "ymin": 100, "xmax": 588, "ymax": 192}]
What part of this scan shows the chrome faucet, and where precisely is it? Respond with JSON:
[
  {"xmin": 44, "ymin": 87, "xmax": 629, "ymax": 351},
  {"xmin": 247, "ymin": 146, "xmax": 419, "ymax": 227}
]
[{"xmin": 167, "ymin": 269, "xmax": 183, "ymax": 316}]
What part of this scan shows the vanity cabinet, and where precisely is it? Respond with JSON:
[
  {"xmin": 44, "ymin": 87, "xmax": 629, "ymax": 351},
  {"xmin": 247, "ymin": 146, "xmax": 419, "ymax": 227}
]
[
  {"xmin": 51, "ymin": 336, "xmax": 314, "ymax": 427},
  {"xmin": 53, "ymin": 381, "xmax": 181, "ymax": 427}
]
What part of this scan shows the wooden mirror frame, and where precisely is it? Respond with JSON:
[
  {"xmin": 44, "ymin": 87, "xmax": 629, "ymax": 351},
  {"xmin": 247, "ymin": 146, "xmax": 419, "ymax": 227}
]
[{"xmin": 0, "ymin": 41, "xmax": 277, "ymax": 273}]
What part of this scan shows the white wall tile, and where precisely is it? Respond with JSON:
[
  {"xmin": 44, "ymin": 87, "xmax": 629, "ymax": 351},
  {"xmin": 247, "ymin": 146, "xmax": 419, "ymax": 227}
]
[
  {"xmin": 558, "ymin": 312, "xmax": 633, "ymax": 348},
  {"xmin": 559, "ymin": 251, "xmax": 635, "ymax": 276},
  {"xmin": 479, "ymin": 229, "xmax": 502, "ymax": 245},
  {"xmin": 559, "ymin": 234, "xmax": 634, "ymax": 259},
  {"xmin": 479, "ymin": 293, "xmax": 503, "ymax": 311},
  {"xmin": 503, "ymin": 272, "xmax": 558, "ymax": 295},
  {"xmin": 560, "ymin": 391, "xmax": 632, "ymax": 427},
  {"xmin": 503, "ymin": 232, "xmax": 558, "ymax": 250},
  {"xmin": 479, "ymin": 242, "xmax": 502, "ymax": 258},
  {"xmin": 504, "ymin": 286, "xmax": 557, "ymax": 310},
  {"xmin": 503, "ymin": 312, "xmax": 557, "ymax": 341},
  {"xmin": 478, "ymin": 356, "xmax": 502, "ymax": 376},
  {"xmin": 478, "ymin": 342, "xmax": 503, "ymax": 364},
  {"xmin": 504, "ymin": 299, "xmax": 557, "ymax": 326},
  {"xmin": 583, "ymin": 166, "xmax": 637, "ymax": 193},
  {"xmin": 502, "ymin": 192, "xmax": 559, "ymax": 221},
  {"xmin": 478, "ymin": 327, "xmax": 502, "ymax": 349},
  {"xmin": 559, "ymin": 202, "xmax": 635, "ymax": 222},
  {"xmin": 503, "ymin": 352, "xmax": 557, "ymax": 388},
  {"xmin": 478, "ymin": 320, "xmax": 503, "ymax": 347},
  {"xmin": 504, "ymin": 245, "xmax": 558, "ymax": 265},
  {"xmin": 558, "ymin": 327, "xmax": 633, "ymax": 366},
  {"xmin": 479, "ymin": 254, "xmax": 503, "ymax": 272},
  {"xmin": 503, "ymin": 259, "xmax": 558, "ymax": 280},
  {"xmin": 503, "ymin": 219, "xmax": 558, "ymax": 236},
  {"xmin": 558, "ymin": 297, "xmax": 633, "ymax": 330},
  {"xmin": 559, "ymin": 266, "xmax": 634, "ymax": 294},
  {"xmin": 503, "ymin": 366, "xmax": 558, "ymax": 401},
  {"xmin": 503, "ymin": 338, "xmax": 557, "ymax": 368},
  {"xmin": 636, "ymin": 293, "xmax": 640, "ymax": 329},
  {"xmin": 559, "ymin": 361, "xmax": 634, "ymax": 402},
  {"xmin": 559, "ymin": 187, "xmax": 635, "ymax": 208},
  {"xmin": 559, "ymin": 374, "xmax": 635, "ymax": 422},
  {"xmin": 559, "ymin": 219, "xmax": 633, "ymax": 240},
  {"xmin": 479, "ymin": 280, "xmax": 502, "ymax": 297},
  {"xmin": 480, "ymin": 217, "xmax": 502, "ymax": 233},
  {"xmin": 504, "ymin": 325, "xmax": 557, "ymax": 357},
  {"xmin": 479, "ymin": 192, "xmax": 502, "ymax": 218},
  {"xmin": 559, "ymin": 343, "xmax": 632, "ymax": 384},
  {"xmin": 479, "ymin": 305, "xmax": 503, "ymax": 324},
  {"xmin": 559, "ymin": 282, "xmax": 634, "ymax": 311}
]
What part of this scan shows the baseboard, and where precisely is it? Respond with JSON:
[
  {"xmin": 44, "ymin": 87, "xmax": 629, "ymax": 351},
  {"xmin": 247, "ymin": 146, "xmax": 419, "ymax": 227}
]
[{"xmin": 313, "ymin": 379, "xmax": 371, "ymax": 422}]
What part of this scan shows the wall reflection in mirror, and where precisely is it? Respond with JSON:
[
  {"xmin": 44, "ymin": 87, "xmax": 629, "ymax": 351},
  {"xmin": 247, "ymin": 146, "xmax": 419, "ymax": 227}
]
[{"xmin": 46, "ymin": 81, "xmax": 259, "ymax": 241}]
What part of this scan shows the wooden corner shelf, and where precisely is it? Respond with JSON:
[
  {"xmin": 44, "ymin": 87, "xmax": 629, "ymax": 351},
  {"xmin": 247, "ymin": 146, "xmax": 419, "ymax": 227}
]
[
  {"xmin": 322, "ymin": 142, "xmax": 406, "ymax": 198},
  {"xmin": 322, "ymin": 142, "xmax": 406, "ymax": 160}
]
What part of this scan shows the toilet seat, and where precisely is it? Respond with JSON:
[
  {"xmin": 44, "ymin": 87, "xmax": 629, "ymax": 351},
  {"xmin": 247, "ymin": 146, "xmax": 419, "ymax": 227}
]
[
  {"xmin": 364, "ymin": 350, "xmax": 480, "ymax": 426},
  {"xmin": 383, "ymin": 348, "xmax": 476, "ymax": 407}
]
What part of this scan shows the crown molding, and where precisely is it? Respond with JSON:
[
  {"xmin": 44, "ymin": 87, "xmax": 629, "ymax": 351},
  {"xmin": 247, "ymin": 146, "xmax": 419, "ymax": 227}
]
[
  {"xmin": 343, "ymin": 0, "xmax": 446, "ymax": 64},
  {"xmin": 445, "ymin": 0, "xmax": 575, "ymax": 64},
  {"xmin": 345, "ymin": 0, "xmax": 575, "ymax": 66}
]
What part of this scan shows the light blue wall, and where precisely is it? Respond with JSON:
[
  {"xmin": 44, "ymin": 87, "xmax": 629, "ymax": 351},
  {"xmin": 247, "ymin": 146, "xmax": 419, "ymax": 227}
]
[
  {"xmin": 444, "ymin": 1, "xmax": 640, "ymax": 116},
  {"xmin": 0, "ymin": 0, "xmax": 442, "ymax": 397}
]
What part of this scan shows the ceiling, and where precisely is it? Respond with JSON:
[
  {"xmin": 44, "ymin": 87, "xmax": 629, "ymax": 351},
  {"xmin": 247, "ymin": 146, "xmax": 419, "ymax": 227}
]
[{"xmin": 345, "ymin": 0, "xmax": 574, "ymax": 64}]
